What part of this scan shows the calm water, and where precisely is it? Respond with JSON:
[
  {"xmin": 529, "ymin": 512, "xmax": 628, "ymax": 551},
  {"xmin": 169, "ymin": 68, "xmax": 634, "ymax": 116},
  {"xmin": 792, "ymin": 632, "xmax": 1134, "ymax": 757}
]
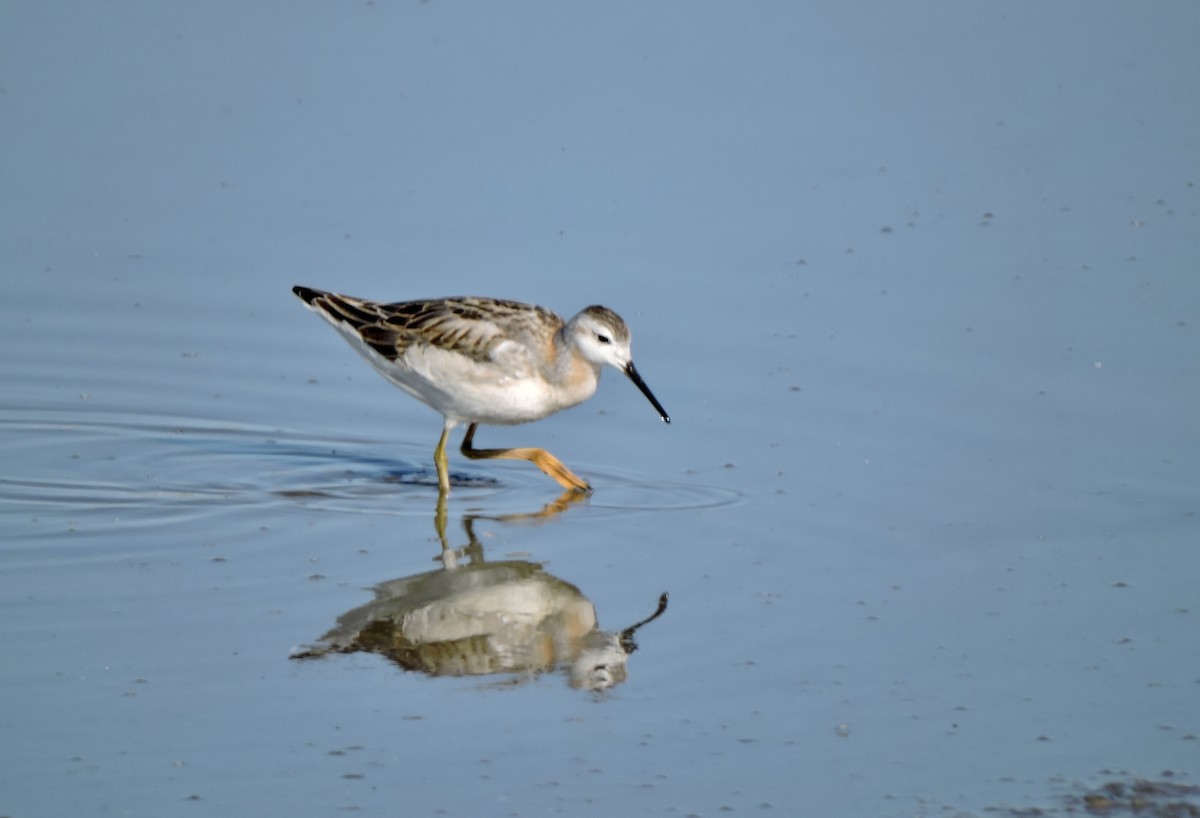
[{"xmin": 3, "ymin": 3, "xmax": 1199, "ymax": 816}]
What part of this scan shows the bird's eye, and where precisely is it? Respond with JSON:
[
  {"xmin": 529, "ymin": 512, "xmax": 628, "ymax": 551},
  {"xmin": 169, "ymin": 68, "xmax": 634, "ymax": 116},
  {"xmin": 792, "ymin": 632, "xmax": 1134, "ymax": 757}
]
[{"xmin": 596, "ymin": 334, "xmax": 611, "ymax": 344}]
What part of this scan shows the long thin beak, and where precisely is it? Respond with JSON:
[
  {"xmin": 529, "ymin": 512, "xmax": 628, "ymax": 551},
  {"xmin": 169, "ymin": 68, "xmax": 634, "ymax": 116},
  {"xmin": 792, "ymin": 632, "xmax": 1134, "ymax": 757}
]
[
  {"xmin": 625, "ymin": 362, "xmax": 670, "ymax": 423},
  {"xmin": 619, "ymin": 592, "xmax": 670, "ymax": 654}
]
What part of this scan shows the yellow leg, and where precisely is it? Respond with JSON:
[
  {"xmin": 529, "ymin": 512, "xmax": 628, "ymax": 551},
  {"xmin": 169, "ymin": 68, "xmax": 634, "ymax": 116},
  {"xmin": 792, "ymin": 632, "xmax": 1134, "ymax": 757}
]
[
  {"xmin": 433, "ymin": 423, "xmax": 452, "ymax": 495},
  {"xmin": 460, "ymin": 423, "xmax": 591, "ymax": 493},
  {"xmin": 434, "ymin": 489, "xmax": 450, "ymax": 551}
]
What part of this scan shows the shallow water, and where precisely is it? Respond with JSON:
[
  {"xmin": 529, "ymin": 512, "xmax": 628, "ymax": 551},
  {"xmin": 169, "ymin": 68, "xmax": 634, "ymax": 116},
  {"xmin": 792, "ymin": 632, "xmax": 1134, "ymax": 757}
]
[{"xmin": 3, "ymin": 3, "xmax": 1199, "ymax": 816}]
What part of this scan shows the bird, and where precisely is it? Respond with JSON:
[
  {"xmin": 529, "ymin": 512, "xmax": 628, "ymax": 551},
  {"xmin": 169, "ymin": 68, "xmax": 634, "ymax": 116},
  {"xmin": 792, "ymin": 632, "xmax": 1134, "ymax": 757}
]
[{"xmin": 292, "ymin": 286, "xmax": 669, "ymax": 494}]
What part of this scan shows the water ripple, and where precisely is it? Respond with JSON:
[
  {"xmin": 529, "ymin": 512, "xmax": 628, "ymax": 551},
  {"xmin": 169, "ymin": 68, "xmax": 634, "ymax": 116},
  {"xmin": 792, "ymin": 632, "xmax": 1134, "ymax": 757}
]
[{"xmin": 0, "ymin": 408, "xmax": 741, "ymax": 524}]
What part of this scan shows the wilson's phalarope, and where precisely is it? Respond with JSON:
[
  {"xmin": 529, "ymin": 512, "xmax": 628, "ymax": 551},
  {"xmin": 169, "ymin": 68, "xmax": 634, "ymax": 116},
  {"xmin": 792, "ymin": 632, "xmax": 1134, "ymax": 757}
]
[{"xmin": 292, "ymin": 286, "xmax": 670, "ymax": 493}]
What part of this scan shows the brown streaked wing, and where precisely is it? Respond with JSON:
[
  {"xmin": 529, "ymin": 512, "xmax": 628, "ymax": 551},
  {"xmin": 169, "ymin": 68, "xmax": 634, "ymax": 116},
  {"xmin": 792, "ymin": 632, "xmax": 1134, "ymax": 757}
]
[{"xmin": 374, "ymin": 297, "xmax": 564, "ymax": 364}]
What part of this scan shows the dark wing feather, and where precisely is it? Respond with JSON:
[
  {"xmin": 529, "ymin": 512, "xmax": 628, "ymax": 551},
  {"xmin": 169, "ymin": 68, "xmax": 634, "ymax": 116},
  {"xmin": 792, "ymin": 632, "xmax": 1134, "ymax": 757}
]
[{"xmin": 293, "ymin": 287, "xmax": 562, "ymax": 365}]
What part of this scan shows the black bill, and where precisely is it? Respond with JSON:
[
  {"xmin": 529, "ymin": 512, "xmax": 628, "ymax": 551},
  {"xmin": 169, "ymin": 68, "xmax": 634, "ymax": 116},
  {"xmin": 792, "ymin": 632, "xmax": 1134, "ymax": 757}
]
[{"xmin": 625, "ymin": 362, "xmax": 670, "ymax": 423}]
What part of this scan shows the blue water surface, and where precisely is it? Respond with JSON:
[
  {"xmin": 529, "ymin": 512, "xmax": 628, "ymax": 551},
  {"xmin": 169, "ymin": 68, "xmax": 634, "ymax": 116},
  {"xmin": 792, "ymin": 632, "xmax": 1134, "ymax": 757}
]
[{"xmin": 2, "ymin": 3, "xmax": 1198, "ymax": 816}]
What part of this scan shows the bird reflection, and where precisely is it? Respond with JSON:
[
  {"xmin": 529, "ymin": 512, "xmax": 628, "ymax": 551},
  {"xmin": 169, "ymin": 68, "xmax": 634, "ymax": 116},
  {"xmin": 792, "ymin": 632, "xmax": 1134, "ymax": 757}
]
[
  {"xmin": 432, "ymin": 487, "xmax": 587, "ymax": 547},
  {"xmin": 292, "ymin": 500, "xmax": 668, "ymax": 691}
]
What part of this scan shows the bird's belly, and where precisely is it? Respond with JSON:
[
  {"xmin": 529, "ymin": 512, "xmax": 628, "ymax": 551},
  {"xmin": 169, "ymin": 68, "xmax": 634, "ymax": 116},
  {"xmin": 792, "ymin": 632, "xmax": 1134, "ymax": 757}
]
[
  {"xmin": 437, "ymin": 378, "xmax": 561, "ymax": 425},
  {"xmin": 379, "ymin": 348, "xmax": 573, "ymax": 426}
]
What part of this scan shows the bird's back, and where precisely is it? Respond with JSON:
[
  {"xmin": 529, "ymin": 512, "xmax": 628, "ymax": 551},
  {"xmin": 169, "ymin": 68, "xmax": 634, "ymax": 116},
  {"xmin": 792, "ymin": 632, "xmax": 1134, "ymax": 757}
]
[{"xmin": 294, "ymin": 287, "xmax": 563, "ymax": 365}]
